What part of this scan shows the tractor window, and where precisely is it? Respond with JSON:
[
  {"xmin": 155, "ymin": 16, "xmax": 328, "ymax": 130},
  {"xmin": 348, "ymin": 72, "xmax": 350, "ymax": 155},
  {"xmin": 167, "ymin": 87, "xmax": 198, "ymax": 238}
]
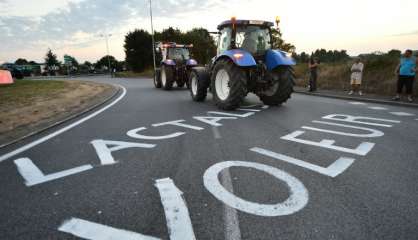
[
  {"xmin": 236, "ymin": 26, "xmax": 271, "ymax": 55},
  {"xmin": 168, "ymin": 48, "xmax": 190, "ymax": 60},
  {"xmin": 218, "ymin": 28, "xmax": 232, "ymax": 55}
]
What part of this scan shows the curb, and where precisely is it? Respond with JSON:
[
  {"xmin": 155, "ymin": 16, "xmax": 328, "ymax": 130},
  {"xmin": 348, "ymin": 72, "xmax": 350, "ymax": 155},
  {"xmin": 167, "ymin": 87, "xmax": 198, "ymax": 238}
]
[
  {"xmin": 294, "ymin": 90, "xmax": 418, "ymax": 108},
  {"xmin": 0, "ymin": 84, "xmax": 122, "ymax": 149}
]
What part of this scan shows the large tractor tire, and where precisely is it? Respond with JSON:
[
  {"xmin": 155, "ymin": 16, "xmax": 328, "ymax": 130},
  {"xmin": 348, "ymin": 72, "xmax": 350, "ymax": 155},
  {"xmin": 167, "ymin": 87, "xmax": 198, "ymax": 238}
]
[
  {"xmin": 189, "ymin": 67, "xmax": 210, "ymax": 102},
  {"xmin": 211, "ymin": 59, "xmax": 246, "ymax": 110},
  {"xmin": 153, "ymin": 68, "xmax": 162, "ymax": 88},
  {"xmin": 258, "ymin": 66, "xmax": 294, "ymax": 106},
  {"xmin": 161, "ymin": 65, "xmax": 174, "ymax": 90}
]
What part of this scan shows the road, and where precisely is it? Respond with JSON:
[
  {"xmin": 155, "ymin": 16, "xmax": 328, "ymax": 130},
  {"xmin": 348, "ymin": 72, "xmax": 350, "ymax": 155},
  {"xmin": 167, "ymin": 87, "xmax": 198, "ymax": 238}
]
[{"xmin": 1, "ymin": 76, "xmax": 418, "ymax": 240}]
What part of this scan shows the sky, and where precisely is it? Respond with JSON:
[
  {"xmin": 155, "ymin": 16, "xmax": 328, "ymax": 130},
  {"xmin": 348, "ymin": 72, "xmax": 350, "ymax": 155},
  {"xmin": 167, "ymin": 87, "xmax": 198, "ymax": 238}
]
[{"xmin": 0, "ymin": 0, "xmax": 417, "ymax": 64}]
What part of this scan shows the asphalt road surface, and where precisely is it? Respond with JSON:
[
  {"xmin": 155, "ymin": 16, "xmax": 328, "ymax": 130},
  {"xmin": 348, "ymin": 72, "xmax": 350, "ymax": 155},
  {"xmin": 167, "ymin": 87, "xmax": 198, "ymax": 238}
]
[{"xmin": 1, "ymin": 76, "xmax": 417, "ymax": 240}]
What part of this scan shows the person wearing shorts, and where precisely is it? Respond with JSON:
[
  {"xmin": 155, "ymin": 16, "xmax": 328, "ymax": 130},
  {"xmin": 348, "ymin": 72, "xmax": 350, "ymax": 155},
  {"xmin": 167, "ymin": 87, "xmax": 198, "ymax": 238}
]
[
  {"xmin": 393, "ymin": 50, "xmax": 417, "ymax": 102},
  {"xmin": 349, "ymin": 58, "xmax": 364, "ymax": 95}
]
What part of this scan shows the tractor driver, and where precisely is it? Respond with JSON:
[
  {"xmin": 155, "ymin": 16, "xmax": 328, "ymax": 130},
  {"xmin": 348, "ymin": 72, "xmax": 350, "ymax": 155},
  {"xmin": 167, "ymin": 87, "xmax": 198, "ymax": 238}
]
[{"xmin": 241, "ymin": 30, "xmax": 258, "ymax": 54}]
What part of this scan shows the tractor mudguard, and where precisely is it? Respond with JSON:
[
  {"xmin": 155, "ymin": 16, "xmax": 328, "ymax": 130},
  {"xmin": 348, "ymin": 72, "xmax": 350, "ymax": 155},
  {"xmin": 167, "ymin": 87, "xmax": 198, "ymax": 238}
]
[
  {"xmin": 217, "ymin": 49, "xmax": 256, "ymax": 67},
  {"xmin": 265, "ymin": 49, "xmax": 295, "ymax": 70},
  {"xmin": 186, "ymin": 59, "xmax": 198, "ymax": 66},
  {"xmin": 162, "ymin": 59, "xmax": 176, "ymax": 66}
]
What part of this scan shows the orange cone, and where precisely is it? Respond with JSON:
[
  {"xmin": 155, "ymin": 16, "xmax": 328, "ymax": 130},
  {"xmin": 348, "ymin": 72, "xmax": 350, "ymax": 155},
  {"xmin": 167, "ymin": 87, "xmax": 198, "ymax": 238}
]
[{"xmin": 0, "ymin": 70, "xmax": 14, "ymax": 84}]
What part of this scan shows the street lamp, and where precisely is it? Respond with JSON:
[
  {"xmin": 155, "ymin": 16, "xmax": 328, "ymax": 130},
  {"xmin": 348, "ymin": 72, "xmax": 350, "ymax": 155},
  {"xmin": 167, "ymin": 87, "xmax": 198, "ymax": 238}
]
[
  {"xmin": 149, "ymin": 0, "xmax": 157, "ymax": 76},
  {"xmin": 99, "ymin": 33, "xmax": 112, "ymax": 75}
]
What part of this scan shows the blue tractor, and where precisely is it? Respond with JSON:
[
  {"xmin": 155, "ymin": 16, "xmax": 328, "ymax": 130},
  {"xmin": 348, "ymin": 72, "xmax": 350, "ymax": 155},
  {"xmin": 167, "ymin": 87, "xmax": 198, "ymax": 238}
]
[
  {"xmin": 189, "ymin": 18, "xmax": 296, "ymax": 110},
  {"xmin": 154, "ymin": 42, "xmax": 198, "ymax": 90}
]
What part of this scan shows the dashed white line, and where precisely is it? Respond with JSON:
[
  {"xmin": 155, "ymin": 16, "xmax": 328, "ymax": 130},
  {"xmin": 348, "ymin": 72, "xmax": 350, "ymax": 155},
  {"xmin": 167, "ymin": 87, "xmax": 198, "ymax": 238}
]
[
  {"xmin": 368, "ymin": 106, "xmax": 388, "ymax": 110},
  {"xmin": 389, "ymin": 112, "xmax": 415, "ymax": 116},
  {"xmin": 0, "ymin": 85, "xmax": 127, "ymax": 162},
  {"xmin": 348, "ymin": 101, "xmax": 366, "ymax": 105}
]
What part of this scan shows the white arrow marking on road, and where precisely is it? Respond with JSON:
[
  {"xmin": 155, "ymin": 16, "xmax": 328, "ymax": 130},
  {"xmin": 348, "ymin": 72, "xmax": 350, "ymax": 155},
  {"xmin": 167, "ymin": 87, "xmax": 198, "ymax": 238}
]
[
  {"xmin": 204, "ymin": 161, "xmax": 308, "ymax": 216},
  {"xmin": 0, "ymin": 85, "xmax": 127, "ymax": 163},
  {"xmin": 281, "ymin": 130, "xmax": 375, "ymax": 156},
  {"xmin": 59, "ymin": 218, "xmax": 160, "ymax": 240},
  {"xmin": 302, "ymin": 120, "xmax": 384, "ymax": 138},
  {"xmin": 389, "ymin": 112, "xmax": 415, "ymax": 116},
  {"xmin": 250, "ymin": 147, "xmax": 355, "ymax": 178},
  {"xmin": 91, "ymin": 140, "xmax": 156, "ymax": 165},
  {"xmin": 155, "ymin": 178, "xmax": 196, "ymax": 240},
  {"xmin": 14, "ymin": 158, "xmax": 93, "ymax": 187}
]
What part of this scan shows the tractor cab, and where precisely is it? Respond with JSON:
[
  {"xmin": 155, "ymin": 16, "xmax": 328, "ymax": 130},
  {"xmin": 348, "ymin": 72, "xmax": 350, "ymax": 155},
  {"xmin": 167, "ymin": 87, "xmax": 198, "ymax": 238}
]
[
  {"xmin": 217, "ymin": 19, "xmax": 274, "ymax": 57},
  {"xmin": 157, "ymin": 42, "xmax": 194, "ymax": 65}
]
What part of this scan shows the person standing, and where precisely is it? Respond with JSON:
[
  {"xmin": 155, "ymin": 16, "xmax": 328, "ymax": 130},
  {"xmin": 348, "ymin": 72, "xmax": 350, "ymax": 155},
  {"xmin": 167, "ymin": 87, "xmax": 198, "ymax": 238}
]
[
  {"xmin": 308, "ymin": 57, "xmax": 319, "ymax": 92},
  {"xmin": 393, "ymin": 49, "xmax": 417, "ymax": 102},
  {"xmin": 349, "ymin": 57, "xmax": 364, "ymax": 95}
]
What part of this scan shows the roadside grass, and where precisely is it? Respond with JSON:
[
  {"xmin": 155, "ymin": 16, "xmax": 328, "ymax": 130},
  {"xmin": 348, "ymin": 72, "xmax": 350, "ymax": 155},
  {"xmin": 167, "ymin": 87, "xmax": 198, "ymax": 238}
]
[
  {"xmin": 0, "ymin": 80, "xmax": 69, "ymax": 108},
  {"xmin": 294, "ymin": 58, "xmax": 417, "ymax": 96},
  {"xmin": 115, "ymin": 69, "xmax": 153, "ymax": 78}
]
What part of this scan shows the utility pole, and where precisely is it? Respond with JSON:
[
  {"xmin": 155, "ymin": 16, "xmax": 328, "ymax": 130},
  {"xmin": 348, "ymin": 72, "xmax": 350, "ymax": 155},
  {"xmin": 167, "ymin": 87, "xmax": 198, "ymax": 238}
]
[
  {"xmin": 100, "ymin": 33, "xmax": 112, "ymax": 76},
  {"xmin": 149, "ymin": 0, "xmax": 157, "ymax": 74}
]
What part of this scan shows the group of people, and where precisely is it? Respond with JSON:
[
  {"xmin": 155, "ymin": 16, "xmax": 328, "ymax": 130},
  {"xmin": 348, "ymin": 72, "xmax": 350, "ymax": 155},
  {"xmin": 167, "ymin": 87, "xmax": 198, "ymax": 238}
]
[{"xmin": 307, "ymin": 49, "xmax": 417, "ymax": 102}]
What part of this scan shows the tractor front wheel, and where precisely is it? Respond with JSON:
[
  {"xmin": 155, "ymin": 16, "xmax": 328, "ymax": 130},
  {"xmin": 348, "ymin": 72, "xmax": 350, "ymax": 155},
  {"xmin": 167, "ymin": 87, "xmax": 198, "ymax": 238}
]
[
  {"xmin": 161, "ymin": 65, "xmax": 174, "ymax": 90},
  {"xmin": 189, "ymin": 67, "xmax": 210, "ymax": 101},
  {"xmin": 153, "ymin": 68, "xmax": 162, "ymax": 88},
  {"xmin": 258, "ymin": 66, "xmax": 294, "ymax": 106},
  {"xmin": 211, "ymin": 59, "xmax": 246, "ymax": 110}
]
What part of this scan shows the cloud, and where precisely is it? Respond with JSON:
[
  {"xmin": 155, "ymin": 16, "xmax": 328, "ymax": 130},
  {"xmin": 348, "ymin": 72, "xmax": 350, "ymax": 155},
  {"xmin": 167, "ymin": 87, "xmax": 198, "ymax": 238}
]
[{"xmin": 0, "ymin": 0, "xmax": 214, "ymax": 54}]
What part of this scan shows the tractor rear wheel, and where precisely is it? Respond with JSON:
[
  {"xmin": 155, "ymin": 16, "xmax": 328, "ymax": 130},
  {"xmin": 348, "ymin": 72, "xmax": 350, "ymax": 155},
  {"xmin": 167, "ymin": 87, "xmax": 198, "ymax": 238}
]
[
  {"xmin": 189, "ymin": 67, "xmax": 210, "ymax": 101},
  {"xmin": 258, "ymin": 66, "xmax": 294, "ymax": 106},
  {"xmin": 153, "ymin": 68, "xmax": 162, "ymax": 88},
  {"xmin": 211, "ymin": 59, "xmax": 246, "ymax": 110},
  {"xmin": 161, "ymin": 65, "xmax": 174, "ymax": 90}
]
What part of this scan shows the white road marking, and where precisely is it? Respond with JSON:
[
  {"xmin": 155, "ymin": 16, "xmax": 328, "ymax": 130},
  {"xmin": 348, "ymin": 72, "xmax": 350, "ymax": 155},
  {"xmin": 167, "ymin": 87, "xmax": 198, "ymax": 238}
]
[
  {"xmin": 237, "ymin": 108, "xmax": 261, "ymax": 112},
  {"xmin": 211, "ymin": 127, "xmax": 222, "ymax": 139},
  {"xmin": 281, "ymin": 130, "xmax": 375, "ymax": 156},
  {"xmin": 368, "ymin": 106, "xmax": 388, "ymax": 110},
  {"xmin": 389, "ymin": 112, "xmax": 415, "ymax": 116},
  {"xmin": 261, "ymin": 105, "xmax": 269, "ymax": 109},
  {"xmin": 220, "ymin": 167, "xmax": 242, "ymax": 240},
  {"xmin": 127, "ymin": 127, "xmax": 185, "ymax": 140},
  {"xmin": 14, "ymin": 158, "xmax": 93, "ymax": 187},
  {"xmin": 59, "ymin": 217, "xmax": 160, "ymax": 240},
  {"xmin": 322, "ymin": 114, "xmax": 400, "ymax": 127},
  {"xmin": 348, "ymin": 101, "xmax": 366, "ymax": 105},
  {"xmin": 0, "ymin": 85, "xmax": 127, "ymax": 162},
  {"xmin": 193, "ymin": 116, "xmax": 237, "ymax": 127},
  {"xmin": 91, "ymin": 140, "xmax": 156, "ymax": 165},
  {"xmin": 155, "ymin": 178, "xmax": 196, "ymax": 240},
  {"xmin": 302, "ymin": 120, "xmax": 384, "ymax": 138},
  {"xmin": 250, "ymin": 147, "xmax": 355, "ymax": 178},
  {"xmin": 208, "ymin": 111, "xmax": 255, "ymax": 118},
  {"xmin": 204, "ymin": 161, "xmax": 308, "ymax": 216},
  {"xmin": 152, "ymin": 120, "xmax": 204, "ymax": 130}
]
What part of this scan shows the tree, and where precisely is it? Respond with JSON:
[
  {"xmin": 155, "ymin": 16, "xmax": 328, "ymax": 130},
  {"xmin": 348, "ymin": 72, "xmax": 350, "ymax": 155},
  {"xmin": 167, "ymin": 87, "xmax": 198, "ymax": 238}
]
[
  {"xmin": 183, "ymin": 28, "xmax": 216, "ymax": 64},
  {"xmin": 44, "ymin": 49, "xmax": 60, "ymax": 75},
  {"xmin": 124, "ymin": 29, "xmax": 153, "ymax": 72},
  {"xmin": 64, "ymin": 55, "xmax": 79, "ymax": 67},
  {"xmin": 271, "ymin": 28, "xmax": 295, "ymax": 52},
  {"xmin": 15, "ymin": 58, "xmax": 28, "ymax": 65},
  {"xmin": 95, "ymin": 55, "xmax": 122, "ymax": 71}
]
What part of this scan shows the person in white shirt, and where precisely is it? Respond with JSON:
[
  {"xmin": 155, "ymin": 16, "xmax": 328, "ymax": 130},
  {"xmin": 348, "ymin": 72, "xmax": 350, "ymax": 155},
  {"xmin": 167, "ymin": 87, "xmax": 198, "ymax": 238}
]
[{"xmin": 349, "ymin": 58, "xmax": 364, "ymax": 95}]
